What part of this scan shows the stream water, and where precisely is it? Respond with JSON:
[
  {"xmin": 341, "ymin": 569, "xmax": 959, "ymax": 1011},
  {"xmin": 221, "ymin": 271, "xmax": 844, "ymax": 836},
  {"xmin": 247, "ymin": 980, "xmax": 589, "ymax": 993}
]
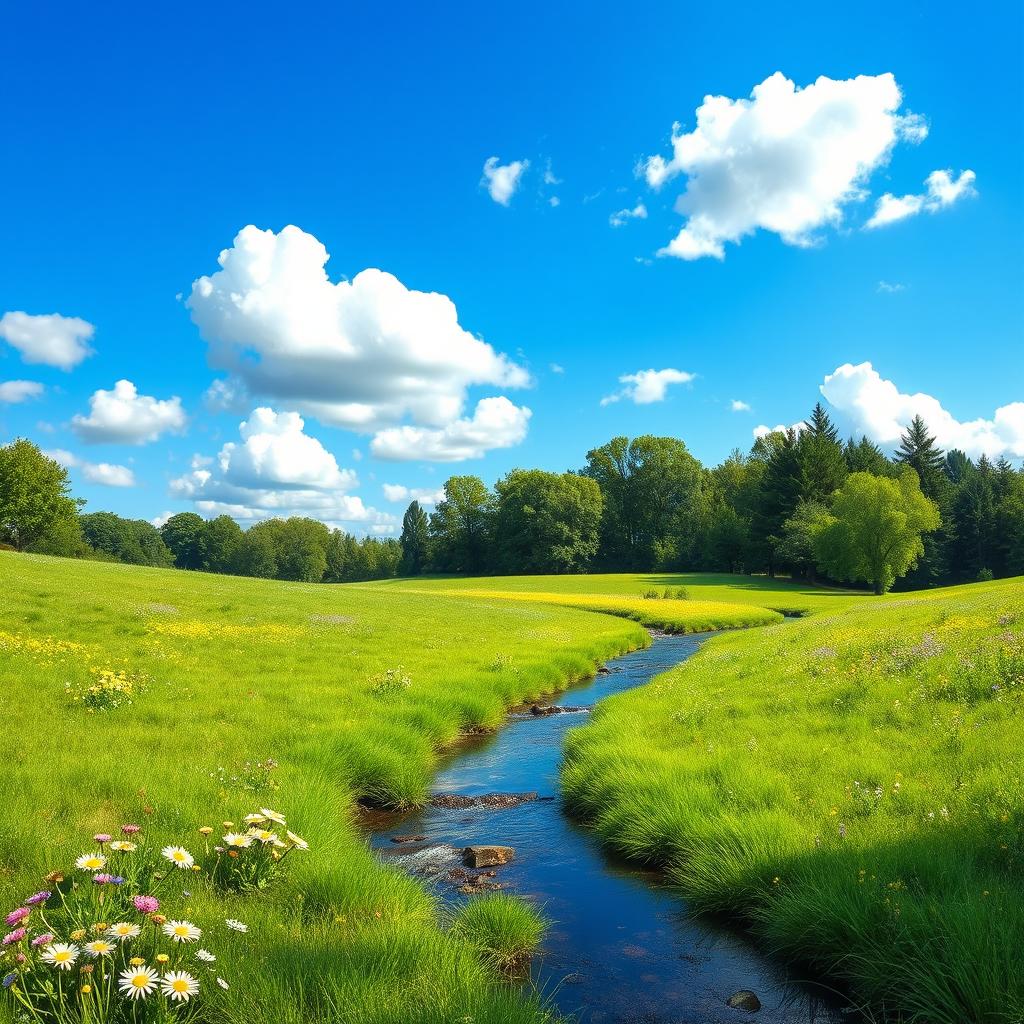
[{"xmin": 368, "ymin": 633, "xmax": 845, "ymax": 1023}]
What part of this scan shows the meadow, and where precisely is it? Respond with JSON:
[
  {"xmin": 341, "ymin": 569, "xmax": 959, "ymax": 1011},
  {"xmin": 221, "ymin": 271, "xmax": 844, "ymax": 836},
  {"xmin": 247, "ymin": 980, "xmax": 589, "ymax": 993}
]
[{"xmin": 561, "ymin": 576, "xmax": 1024, "ymax": 1023}]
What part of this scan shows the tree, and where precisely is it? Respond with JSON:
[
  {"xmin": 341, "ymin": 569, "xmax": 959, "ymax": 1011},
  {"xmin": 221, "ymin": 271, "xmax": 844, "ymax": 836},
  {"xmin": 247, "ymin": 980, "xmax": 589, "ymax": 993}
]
[
  {"xmin": 0, "ymin": 439, "xmax": 82, "ymax": 551},
  {"xmin": 233, "ymin": 524, "xmax": 278, "ymax": 578},
  {"xmin": 270, "ymin": 518, "xmax": 330, "ymax": 582},
  {"xmin": 749, "ymin": 429, "xmax": 802, "ymax": 575},
  {"xmin": 844, "ymin": 436, "xmax": 894, "ymax": 477},
  {"xmin": 896, "ymin": 416, "xmax": 946, "ymax": 500},
  {"xmin": 80, "ymin": 512, "xmax": 173, "ymax": 567},
  {"xmin": 429, "ymin": 476, "xmax": 494, "ymax": 574},
  {"xmin": 582, "ymin": 435, "xmax": 703, "ymax": 569},
  {"xmin": 493, "ymin": 469, "xmax": 602, "ymax": 573},
  {"xmin": 812, "ymin": 470, "xmax": 941, "ymax": 594},
  {"xmin": 202, "ymin": 515, "xmax": 243, "ymax": 573},
  {"xmin": 797, "ymin": 403, "xmax": 847, "ymax": 502},
  {"xmin": 776, "ymin": 501, "xmax": 830, "ymax": 580},
  {"xmin": 399, "ymin": 501, "xmax": 431, "ymax": 576},
  {"xmin": 160, "ymin": 513, "xmax": 208, "ymax": 570}
]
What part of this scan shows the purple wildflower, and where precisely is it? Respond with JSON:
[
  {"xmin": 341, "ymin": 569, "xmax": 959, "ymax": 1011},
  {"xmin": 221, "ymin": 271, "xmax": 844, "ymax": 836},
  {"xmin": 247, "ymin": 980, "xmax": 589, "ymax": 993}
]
[
  {"xmin": 2, "ymin": 928, "xmax": 26, "ymax": 946},
  {"xmin": 4, "ymin": 908, "xmax": 29, "ymax": 927},
  {"xmin": 2, "ymin": 973, "xmax": 15, "ymax": 989},
  {"xmin": 94, "ymin": 833, "xmax": 112, "ymax": 845},
  {"xmin": 121, "ymin": 824, "xmax": 141, "ymax": 835},
  {"xmin": 23, "ymin": 892, "xmax": 50, "ymax": 907},
  {"xmin": 109, "ymin": 876, "xmax": 125, "ymax": 885},
  {"xmin": 31, "ymin": 933, "xmax": 53, "ymax": 947},
  {"xmin": 92, "ymin": 874, "xmax": 114, "ymax": 885},
  {"xmin": 133, "ymin": 895, "xmax": 159, "ymax": 914}
]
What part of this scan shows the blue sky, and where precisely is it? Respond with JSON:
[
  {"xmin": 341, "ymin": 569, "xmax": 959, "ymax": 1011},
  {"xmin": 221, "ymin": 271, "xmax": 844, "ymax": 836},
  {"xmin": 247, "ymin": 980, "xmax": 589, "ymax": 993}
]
[{"xmin": 1, "ymin": 1, "xmax": 1021, "ymax": 533}]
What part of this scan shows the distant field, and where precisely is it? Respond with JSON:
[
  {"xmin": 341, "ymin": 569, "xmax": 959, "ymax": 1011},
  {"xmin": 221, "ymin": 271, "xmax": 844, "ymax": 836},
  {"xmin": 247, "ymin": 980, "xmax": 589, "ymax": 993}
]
[
  {"xmin": 562, "ymin": 576, "xmax": 1024, "ymax": 1023},
  {"xmin": 0, "ymin": 552, "xmax": 645, "ymax": 1024}
]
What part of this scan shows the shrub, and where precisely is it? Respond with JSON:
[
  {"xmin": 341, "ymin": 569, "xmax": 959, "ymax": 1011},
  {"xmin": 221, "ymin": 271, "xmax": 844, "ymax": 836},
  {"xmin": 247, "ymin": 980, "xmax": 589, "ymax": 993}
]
[{"xmin": 449, "ymin": 894, "xmax": 545, "ymax": 973}]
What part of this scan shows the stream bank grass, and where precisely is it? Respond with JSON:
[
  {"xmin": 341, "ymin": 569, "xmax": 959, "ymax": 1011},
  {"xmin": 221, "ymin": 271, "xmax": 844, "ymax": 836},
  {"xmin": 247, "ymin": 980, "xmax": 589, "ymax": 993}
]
[
  {"xmin": 0, "ymin": 552, "xmax": 644, "ymax": 1023},
  {"xmin": 450, "ymin": 894, "xmax": 547, "ymax": 972},
  {"xmin": 562, "ymin": 576, "xmax": 1024, "ymax": 1023}
]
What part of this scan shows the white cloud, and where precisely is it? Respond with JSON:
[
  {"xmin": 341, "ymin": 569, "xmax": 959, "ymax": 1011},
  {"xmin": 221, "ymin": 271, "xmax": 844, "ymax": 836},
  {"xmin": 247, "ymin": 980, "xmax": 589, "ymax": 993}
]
[
  {"xmin": 481, "ymin": 156, "xmax": 529, "ymax": 205},
  {"xmin": 0, "ymin": 380, "xmax": 44, "ymax": 403},
  {"xmin": 730, "ymin": 399, "xmax": 752, "ymax": 412},
  {"xmin": 543, "ymin": 161, "xmax": 562, "ymax": 186},
  {"xmin": 642, "ymin": 72, "xmax": 929, "ymax": 260},
  {"xmin": 203, "ymin": 377, "xmax": 250, "ymax": 413},
  {"xmin": 549, "ymin": 196, "xmax": 561, "ymax": 207},
  {"xmin": 549, "ymin": 362, "xmax": 565, "ymax": 375},
  {"xmin": 47, "ymin": 448, "xmax": 136, "ymax": 487},
  {"xmin": 381, "ymin": 483, "xmax": 445, "ymax": 506},
  {"xmin": 72, "ymin": 379, "xmax": 186, "ymax": 445},
  {"xmin": 866, "ymin": 169, "xmax": 976, "ymax": 228},
  {"xmin": 609, "ymin": 202, "xmax": 648, "ymax": 228},
  {"xmin": 150, "ymin": 511, "xmax": 174, "ymax": 528},
  {"xmin": 371, "ymin": 396, "xmax": 531, "ymax": 461},
  {"xmin": 601, "ymin": 368, "xmax": 695, "ymax": 406},
  {"xmin": 877, "ymin": 280, "xmax": 906, "ymax": 293},
  {"xmin": 753, "ymin": 422, "xmax": 804, "ymax": 440},
  {"xmin": 821, "ymin": 361, "xmax": 1024, "ymax": 459},
  {"xmin": 187, "ymin": 226, "xmax": 530, "ymax": 459},
  {"xmin": 0, "ymin": 312, "xmax": 95, "ymax": 370},
  {"xmin": 170, "ymin": 407, "xmax": 393, "ymax": 529}
]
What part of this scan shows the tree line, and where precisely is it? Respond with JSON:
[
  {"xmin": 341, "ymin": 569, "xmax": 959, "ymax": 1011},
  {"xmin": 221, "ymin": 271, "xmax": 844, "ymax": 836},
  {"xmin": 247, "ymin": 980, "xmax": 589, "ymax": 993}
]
[
  {"xmin": 3, "ymin": 404, "xmax": 1023, "ymax": 593},
  {"xmin": 400, "ymin": 404, "xmax": 1024, "ymax": 593}
]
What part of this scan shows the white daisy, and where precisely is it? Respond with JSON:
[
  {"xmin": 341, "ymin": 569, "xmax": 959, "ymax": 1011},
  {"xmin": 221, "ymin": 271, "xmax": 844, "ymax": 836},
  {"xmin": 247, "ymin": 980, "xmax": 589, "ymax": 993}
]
[
  {"xmin": 118, "ymin": 965, "xmax": 159, "ymax": 1000},
  {"xmin": 242, "ymin": 813, "xmax": 266, "ymax": 826},
  {"xmin": 41, "ymin": 942, "xmax": 79, "ymax": 969},
  {"xmin": 110, "ymin": 922, "xmax": 141, "ymax": 941},
  {"xmin": 247, "ymin": 829, "xmax": 278, "ymax": 845},
  {"xmin": 286, "ymin": 830, "xmax": 309, "ymax": 851},
  {"xmin": 161, "ymin": 846, "xmax": 194, "ymax": 869},
  {"xmin": 224, "ymin": 918, "xmax": 247, "ymax": 933},
  {"xmin": 217, "ymin": 976, "xmax": 230, "ymax": 990},
  {"xmin": 75, "ymin": 852, "xmax": 106, "ymax": 871},
  {"xmin": 195, "ymin": 948, "xmax": 216, "ymax": 962},
  {"xmin": 223, "ymin": 832, "xmax": 253, "ymax": 849},
  {"xmin": 109, "ymin": 840, "xmax": 137, "ymax": 852},
  {"xmin": 84, "ymin": 939, "xmax": 116, "ymax": 957},
  {"xmin": 161, "ymin": 970, "xmax": 200, "ymax": 1002},
  {"xmin": 163, "ymin": 920, "xmax": 202, "ymax": 943},
  {"xmin": 259, "ymin": 808, "xmax": 287, "ymax": 825}
]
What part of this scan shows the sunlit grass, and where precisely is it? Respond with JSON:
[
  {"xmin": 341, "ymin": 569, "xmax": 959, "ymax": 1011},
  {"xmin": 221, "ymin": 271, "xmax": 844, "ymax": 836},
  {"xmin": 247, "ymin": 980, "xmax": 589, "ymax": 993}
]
[{"xmin": 561, "ymin": 576, "xmax": 1024, "ymax": 1023}]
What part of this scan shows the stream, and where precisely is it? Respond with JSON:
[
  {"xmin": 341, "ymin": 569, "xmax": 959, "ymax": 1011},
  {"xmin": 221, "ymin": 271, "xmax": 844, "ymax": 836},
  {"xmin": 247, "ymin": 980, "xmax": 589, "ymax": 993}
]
[{"xmin": 367, "ymin": 633, "xmax": 845, "ymax": 1023}]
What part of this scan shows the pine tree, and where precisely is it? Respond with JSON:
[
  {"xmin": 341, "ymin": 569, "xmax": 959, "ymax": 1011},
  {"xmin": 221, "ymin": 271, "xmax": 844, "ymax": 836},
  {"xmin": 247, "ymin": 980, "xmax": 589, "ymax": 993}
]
[
  {"xmin": 896, "ymin": 416, "xmax": 946, "ymax": 499},
  {"xmin": 797, "ymin": 403, "xmax": 847, "ymax": 502},
  {"xmin": 844, "ymin": 435, "xmax": 893, "ymax": 476},
  {"xmin": 399, "ymin": 501, "xmax": 430, "ymax": 575}
]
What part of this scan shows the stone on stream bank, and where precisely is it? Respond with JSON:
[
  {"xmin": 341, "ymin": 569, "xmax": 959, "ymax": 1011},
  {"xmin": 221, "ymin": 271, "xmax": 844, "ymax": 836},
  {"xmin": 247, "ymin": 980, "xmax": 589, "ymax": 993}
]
[
  {"xmin": 462, "ymin": 845, "xmax": 516, "ymax": 868},
  {"xmin": 529, "ymin": 704, "xmax": 589, "ymax": 716},
  {"xmin": 429, "ymin": 792, "xmax": 538, "ymax": 809},
  {"xmin": 726, "ymin": 990, "xmax": 762, "ymax": 1012}
]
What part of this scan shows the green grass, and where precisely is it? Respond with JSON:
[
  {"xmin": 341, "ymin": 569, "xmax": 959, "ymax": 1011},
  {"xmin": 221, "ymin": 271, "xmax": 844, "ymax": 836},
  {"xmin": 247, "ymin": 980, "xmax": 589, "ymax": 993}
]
[
  {"xmin": 0, "ymin": 552, "xmax": 648, "ymax": 1023},
  {"xmin": 449, "ymin": 894, "xmax": 547, "ymax": 972},
  {"xmin": 560, "ymin": 577, "xmax": 1024, "ymax": 1023}
]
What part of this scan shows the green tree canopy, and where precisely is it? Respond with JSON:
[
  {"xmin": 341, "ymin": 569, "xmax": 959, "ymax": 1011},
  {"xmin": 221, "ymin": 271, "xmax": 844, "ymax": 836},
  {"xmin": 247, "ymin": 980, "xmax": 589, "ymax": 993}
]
[
  {"xmin": 160, "ymin": 512, "xmax": 208, "ymax": 569},
  {"xmin": 0, "ymin": 439, "xmax": 81, "ymax": 551},
  {"xmin": 493, "ymin": 469, "xmax": 602, "ymax": 574},
  {"xmin": 797, "ymin": 403, "xmax": 847, "ymax": 502},
  {"xmin": 812, "ymin": 470, "xmax": 941, "ymax": 594},
  {"xmin": 399, "ymin": 501, "xmax": 431, "ymax": 576},
  {"xmin": 429, "ymin": 476, "xmax": 494, "ymax": 574},
  {"xmin": 80, "ymin": 512, "xmax": 173, "ymax": 567},
  {"xmin": 896, "ymin": 415, "xmax": 946, "ymax": 499}
]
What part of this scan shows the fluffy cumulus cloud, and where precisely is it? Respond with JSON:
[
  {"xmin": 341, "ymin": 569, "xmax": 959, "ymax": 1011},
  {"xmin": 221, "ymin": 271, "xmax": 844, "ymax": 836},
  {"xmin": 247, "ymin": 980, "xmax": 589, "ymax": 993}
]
[
  {"xmin": 47, "ymin": 448, "xmax": 135, "ymax": 487},
  {"xmin": 170, "ymin": 407, "xmax": 393, "ymax": 529},
  {"xmin": 642, "ymin": 72, "xmax": 929, "ymax": 259},
  {"xmin": 370, "ymin": 396, "xmax": 531, "ymax": 461},
  {"xmin": 609, "ymin": 202, "xmax": 648, "ymax": 227},
  {"xmin": 866, "ymin": 169, "xmax": 976, "ymax": 228},
  {"xmin": 821, "ymin": 362, "xmax": 1024, "ymax": 459},
  {"xmin": 187, "ymin": 226, "xmax": 531, "ymax": 460},
  {"xmin": 601, "ymin": 368, "xmax": 695, "ymax": 406},
  {"xmin": 0, "ymin": 311, "xmax": 95, "ymax": 369},
  {"xmin": 0, "ymin": 380, "xmax": 44, "ymax": 403},
  {"xmin": 381, "ymin": 483, "xmax": 446, "ymax": 506},
  {"xmin": 481, "ymin": 156, "xmax": 529, "ymax": 205},
  {"xmin": 730, "ymin": 398, "xmax": 752, "ymax": 412},
  {"xmin": 72, "ymin": 379, "xmax": 186, "ymax": 444},
  {"xmin": 753, "ymin": 421, "xmax": 804, "ymax": 439}
]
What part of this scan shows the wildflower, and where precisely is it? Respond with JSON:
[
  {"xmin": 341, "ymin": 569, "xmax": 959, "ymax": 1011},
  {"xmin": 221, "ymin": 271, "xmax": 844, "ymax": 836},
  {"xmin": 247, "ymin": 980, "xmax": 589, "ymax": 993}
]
[
  {"xmin": 44, "ymin": 870, "xmax": 65, "ymax": 883},
  {"xmin": 84, "ymin": 940, "xmax": 116, "ymax": 957},
  {"xmin": 2, "ymin": 928, "xmax": 26, "ymax": 945},
  {"xmin": 91, "ymin": 923, "xmax": 108, "ymax": 933},
  {"xmin": 81, "ymin": 984, "xmax": 93, "ymax": 995},
  {"xmin": 41, "ymin": 942, "xmax": 80, "ymax": 969},
  {"xmin": 94, "ymin": 833, "xmax": 112, "ymax": 845},
  {"xmin": 129, "ymin": 956, "xmax": 145, "ymax": 966},
  {"xmin": 217, "ymin": 976, "xmax": 229, "ymax": 989},
  {"xmin": 24, "ymin": 891, "xmax": 50, "ymax": 906},
  {"xmin": 2, "ymin": 973, "xmax": 15, "ymax": 989},
  {"xmin": 133, "ymin": 895, "xmax": 159, "ymax": 914},
  {"xmin": 163, "ymin": 920, "xmax": 202, "ymax": 943},
  {"xmin": 70, "ymin": 929, "xmax": 87, "ymax": 941},
  {"xmin": 242, "ymin": 813, "xmax": 266, "ymax": 826},
  {"xmin": 32, "ymin": 933, "xmax": 53, "ymax": 947},
  {"xmin": 161, "ymin": 971, "xmax": 200, "ymax": 1002},
  {"xmin": 195, "ymin": 948, "xmax": 216, "ymax": 962},
  {"xmin": 111, "ymin": 922, "xmax": 141, "ymax": 941},
  {"xmin": 118, "ymin": 965, "xmax": 159, "ymax": 1000},
  {"xmin": 109, "ymin": 841, "xmax": 136, "ymax": 852},
  {"xmin": 223, "ymin": 832, "xmax": 253, "ymax": 849},
  {"xmin": 121, "ymin": 824, "xmax": 141, "ymax": 835},
  {"xmin": 198, "ymin": 826, "xmax": 214, "ymax": 836},
  {"xmin": 259, "ymin": 808, "xmax": 287, "ymax": 825},
  {"xmin": 161, "ymin": 846, "xmax": 194, "ymax": 869},
  {"xmin": 156, "ymin": 953, "xmax": 169, "ymax": 964},
  {"xmin": 191, "ymin": 863, "xmax": 202, "ymax": 872},
  {"xmin": 286, "ymin": 830, "xmax": 309, "ymax": 851},
  {"xmin": 228, "ymin": 850, "xmax": 239, "ymax": 859},
  {"xmin": 93, "ymin": 874, "xmax": 115, "ymax": 885},
  {"xmin": 4, "ymin": 908, "xmax": 30, "ymax": 926},
  {"xmin": 80, "ymin": 964, "xmax": 94, "ymax": 975},
  {"xmin": 75, "ymin": 853, "xmax": 106, "ymax": 871},
  {"xmin": 150, "ymin": 914, "xmax": 167, "ymax": 926},
  {"xmin": 225, "ymin": 918, "xmax": 247, "ymax": 932},
  {"xmin": 222, "ymin": 821, "xmax": 234, "ymax": 829},
  {"xmin": 248, "ymin": 829, "xmax": 279, "ymax": 845}
]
